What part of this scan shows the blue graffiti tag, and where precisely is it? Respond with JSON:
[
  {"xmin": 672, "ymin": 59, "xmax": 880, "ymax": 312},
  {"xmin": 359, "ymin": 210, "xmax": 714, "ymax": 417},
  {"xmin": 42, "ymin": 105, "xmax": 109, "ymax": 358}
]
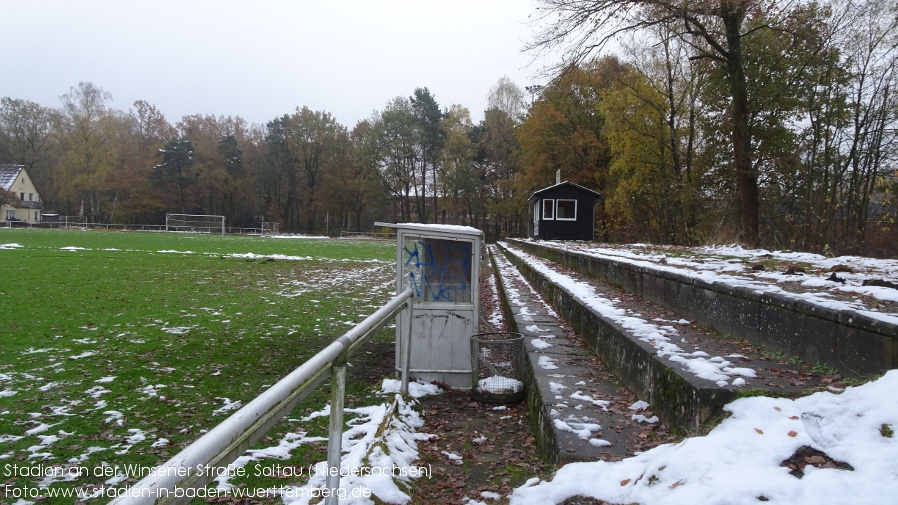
[{"xmin": 403, "ymin": 239, "xmax": 472, "ymax": 302}]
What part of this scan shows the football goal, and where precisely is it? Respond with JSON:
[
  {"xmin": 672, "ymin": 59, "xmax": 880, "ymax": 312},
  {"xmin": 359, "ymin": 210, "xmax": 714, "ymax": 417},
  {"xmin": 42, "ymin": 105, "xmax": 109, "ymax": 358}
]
[
  {"xmin": 260, "ymin": 221, "xmax": 280, "ymax": 235},
  {"xmin": 165, "ymin": 213, "xmax": 226, "ymax": 234},
  {"xmin": 45, "ymin": 215, "xmax": 87, "ymax": 229}
]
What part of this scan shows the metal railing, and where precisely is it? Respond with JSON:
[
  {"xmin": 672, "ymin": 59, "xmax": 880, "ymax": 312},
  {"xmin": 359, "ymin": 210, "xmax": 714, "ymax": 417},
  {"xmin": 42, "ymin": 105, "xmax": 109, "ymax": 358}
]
[
  {"xmin": 42, "ymin": 222, "xmax": 166, "ymax": 231},
  {"xmin": 110, "ymin": 288, "xmax": 415, "ymax": 505}
]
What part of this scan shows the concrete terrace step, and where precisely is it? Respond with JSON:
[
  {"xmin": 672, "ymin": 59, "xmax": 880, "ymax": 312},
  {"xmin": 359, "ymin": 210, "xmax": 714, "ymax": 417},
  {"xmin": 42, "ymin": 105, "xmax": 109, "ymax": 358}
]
[
  {"xmin": 506, "ymin": 239, "xmax": 898, "ymax": 376},
  {"xmin": 494, "ymin": 242, "xmax": 835, "ymax": 444},
  {"xmin": 488, "ymin": 246, "xmax": 675, "ymax": 465}
]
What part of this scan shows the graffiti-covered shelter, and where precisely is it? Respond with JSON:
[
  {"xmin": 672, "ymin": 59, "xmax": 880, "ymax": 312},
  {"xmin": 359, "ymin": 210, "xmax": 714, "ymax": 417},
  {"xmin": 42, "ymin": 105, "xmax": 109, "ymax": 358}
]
[{"xmin": 377, "ymin": 222, "xmax": 484, "ymax": 389}]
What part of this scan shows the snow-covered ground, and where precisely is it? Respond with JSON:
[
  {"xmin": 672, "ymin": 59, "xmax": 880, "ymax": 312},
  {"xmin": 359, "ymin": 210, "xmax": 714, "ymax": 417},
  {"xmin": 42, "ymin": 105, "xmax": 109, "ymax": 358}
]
[
  {"xmin": 509, "ymin": 370, "xmax": 898, "ymax": 505},
  {"xmin": 209, "ymin": 380, "xmax": 440, "ymax": 505},
  {"xmin": 238, "ymin": 372, "xmax": 898, "ymax": 505}
]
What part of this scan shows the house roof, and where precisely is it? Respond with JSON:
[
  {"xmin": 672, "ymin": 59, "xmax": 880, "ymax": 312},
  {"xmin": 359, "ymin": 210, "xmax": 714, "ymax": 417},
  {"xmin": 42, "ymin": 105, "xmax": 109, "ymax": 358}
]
[
  {"xmin": 528, "ymin": 180, "xmax": 602, "ymax": 202},
  {"xmin": 0, "ymin": 164, "xmax": 25, "ymax": 191}
]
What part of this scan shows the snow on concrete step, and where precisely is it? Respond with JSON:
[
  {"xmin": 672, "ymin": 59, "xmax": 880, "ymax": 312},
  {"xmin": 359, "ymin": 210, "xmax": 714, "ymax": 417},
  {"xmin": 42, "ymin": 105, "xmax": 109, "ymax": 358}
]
[
  {"xmin": 490, "ymin": 245, "xmax": 666, "ymax": 464},
  {"xmin": 496, "ymin": 242, "xmax": 832, "ymax": 438}
]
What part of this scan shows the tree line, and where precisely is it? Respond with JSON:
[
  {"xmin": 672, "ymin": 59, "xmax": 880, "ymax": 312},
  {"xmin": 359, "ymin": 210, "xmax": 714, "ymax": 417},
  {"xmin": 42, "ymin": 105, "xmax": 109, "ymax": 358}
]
[
  {"xmin": 0, "ymin": 82, "xmax": 524, "ymax": 238},
  {"xmin": 2, "ymin": 0, "xmax": 896, "ymax": 256}
]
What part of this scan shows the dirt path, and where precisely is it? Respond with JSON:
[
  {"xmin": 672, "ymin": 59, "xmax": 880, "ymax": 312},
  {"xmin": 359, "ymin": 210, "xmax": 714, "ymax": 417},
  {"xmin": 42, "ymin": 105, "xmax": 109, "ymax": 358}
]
[{"xmin": 409, "ymin": 390, "xmax": 544, "ymax": 503}]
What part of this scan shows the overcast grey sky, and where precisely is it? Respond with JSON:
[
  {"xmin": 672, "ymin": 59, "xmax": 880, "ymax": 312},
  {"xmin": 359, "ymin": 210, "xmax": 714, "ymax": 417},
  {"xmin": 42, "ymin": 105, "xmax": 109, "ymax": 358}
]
[{"xmin": 2, "ymin": 0, "xmax": 545, "ymax": 128}]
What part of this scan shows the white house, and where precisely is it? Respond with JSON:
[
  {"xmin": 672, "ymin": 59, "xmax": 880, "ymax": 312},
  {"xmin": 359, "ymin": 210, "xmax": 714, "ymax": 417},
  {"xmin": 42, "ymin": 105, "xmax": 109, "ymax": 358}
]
[{"xmin": 0, "ymin": 164, "xmax": 43, "ymax": 224}]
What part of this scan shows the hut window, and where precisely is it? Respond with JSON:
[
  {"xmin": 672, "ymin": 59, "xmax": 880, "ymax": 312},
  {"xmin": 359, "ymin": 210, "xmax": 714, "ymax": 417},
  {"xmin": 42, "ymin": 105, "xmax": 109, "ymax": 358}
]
[
  {"xmin": 542, "ymin": 199, "xmax": 555, "ymax": 220},
  {"xmin": 556, "ymin": 199, "xmax": 577, "ymax": 220}
]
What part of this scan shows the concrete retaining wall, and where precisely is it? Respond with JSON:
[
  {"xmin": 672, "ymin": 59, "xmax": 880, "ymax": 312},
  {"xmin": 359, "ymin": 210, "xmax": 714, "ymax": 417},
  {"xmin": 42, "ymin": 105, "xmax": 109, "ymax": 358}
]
[{"xmin": 507, "ymin": 239, "xmax": 898, "ymax": 376}]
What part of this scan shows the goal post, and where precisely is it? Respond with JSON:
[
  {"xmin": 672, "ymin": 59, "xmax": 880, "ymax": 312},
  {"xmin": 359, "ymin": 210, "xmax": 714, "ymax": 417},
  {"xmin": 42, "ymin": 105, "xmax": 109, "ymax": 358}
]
[
  {"xmin": 260, "ymin": 221, "xmax": 280, "ymax": 235},
  {"xmin": 165, "ymin": 213, "xmax": 226, "ymax": 234}
]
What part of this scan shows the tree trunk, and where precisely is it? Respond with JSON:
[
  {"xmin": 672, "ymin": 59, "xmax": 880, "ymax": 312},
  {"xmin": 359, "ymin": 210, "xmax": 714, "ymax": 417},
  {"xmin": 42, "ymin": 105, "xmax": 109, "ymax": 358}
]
[{"xmin": 722, "ymin": 6, "xmax": 760, "ymax": 246}]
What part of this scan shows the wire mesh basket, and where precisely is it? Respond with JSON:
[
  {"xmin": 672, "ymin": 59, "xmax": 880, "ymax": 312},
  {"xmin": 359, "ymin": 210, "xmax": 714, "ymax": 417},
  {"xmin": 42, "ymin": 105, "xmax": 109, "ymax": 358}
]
[{"xmin": 470, "ymin": 332, "xmax": 526, "ymax": 403}]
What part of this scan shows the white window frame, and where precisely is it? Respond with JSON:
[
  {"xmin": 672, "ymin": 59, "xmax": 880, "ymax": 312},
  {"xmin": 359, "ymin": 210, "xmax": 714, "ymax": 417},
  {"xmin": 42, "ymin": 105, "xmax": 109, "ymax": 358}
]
[
  {"xmin": 542, "ymin": 199, "xmax": 555, "ymax": 220},
  {"xmin": 555, "ymin": 199, "xmax": 577, "ymax": 221}
]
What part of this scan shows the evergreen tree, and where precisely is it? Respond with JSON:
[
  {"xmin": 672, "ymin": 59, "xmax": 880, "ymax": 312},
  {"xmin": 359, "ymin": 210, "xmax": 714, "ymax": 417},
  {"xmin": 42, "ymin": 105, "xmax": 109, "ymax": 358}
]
[
  {"xmin": 153, "ymin": 137, "xmax": 195, "ymax": 213},
  {"xmin": 410, "ymin": 87, "xmax": 445, "ymax": 222}
]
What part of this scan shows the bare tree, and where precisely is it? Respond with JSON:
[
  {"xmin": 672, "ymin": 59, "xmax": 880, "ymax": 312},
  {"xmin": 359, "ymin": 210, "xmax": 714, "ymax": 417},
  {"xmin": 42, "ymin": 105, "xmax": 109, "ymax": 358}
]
[
  {"xmin": 826, "ymin": 0, "xmax": 898, "ymax": 251},
  {"xmin": 487, "ymin": 76, "xmax": 527, "ymax": 122}
]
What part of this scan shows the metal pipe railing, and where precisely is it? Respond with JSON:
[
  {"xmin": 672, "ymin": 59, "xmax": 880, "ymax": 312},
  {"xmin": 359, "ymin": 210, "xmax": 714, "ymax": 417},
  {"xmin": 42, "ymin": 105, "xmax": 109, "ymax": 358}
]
[{"xmin": 109, "ymin": 288, "xmax": 414, "ymax": 505}]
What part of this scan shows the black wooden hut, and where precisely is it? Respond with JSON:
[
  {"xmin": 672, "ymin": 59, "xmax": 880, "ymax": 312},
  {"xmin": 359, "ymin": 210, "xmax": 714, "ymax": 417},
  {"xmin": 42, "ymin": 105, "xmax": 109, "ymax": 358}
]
[{"xmin": 528, "ymin": 180, "xmax": 602, "ymax": 241}]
